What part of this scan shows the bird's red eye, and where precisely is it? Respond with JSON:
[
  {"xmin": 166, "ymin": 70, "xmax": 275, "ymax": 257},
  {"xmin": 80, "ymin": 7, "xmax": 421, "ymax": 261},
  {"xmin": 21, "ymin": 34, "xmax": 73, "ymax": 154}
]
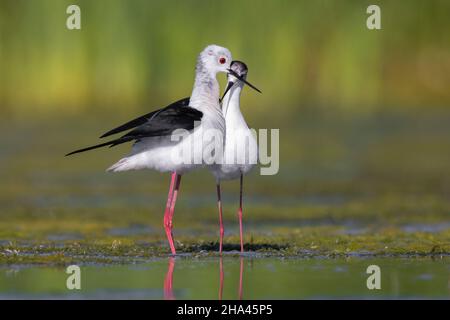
[{"xmin": 219, "ymin": 57, "xmax": 226, "ymax": 64}]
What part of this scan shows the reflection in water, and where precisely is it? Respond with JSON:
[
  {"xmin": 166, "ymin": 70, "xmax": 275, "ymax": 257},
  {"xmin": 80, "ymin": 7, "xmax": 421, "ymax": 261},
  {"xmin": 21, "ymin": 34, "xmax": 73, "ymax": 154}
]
[
  {"xmin": 163, "ymin": 257, "xmax": 175, "ymax": 300},
  {"xmin": 0, "ymin": 257, "xmax": 448, "ymax": 299},
  {"xmin": 219, "ymin": 257, "xmax": 244, "ymax": 300},
  {"xmin": 164, "ymin": 257, "xmax": 245, "ymax": 300},
  {"xmin": 219, "ymin": 257, "xmax": 224, "ymax": 300},
  {"xmin": 238, "ymin": 257, "xmax": 244, "ymax": 300}
]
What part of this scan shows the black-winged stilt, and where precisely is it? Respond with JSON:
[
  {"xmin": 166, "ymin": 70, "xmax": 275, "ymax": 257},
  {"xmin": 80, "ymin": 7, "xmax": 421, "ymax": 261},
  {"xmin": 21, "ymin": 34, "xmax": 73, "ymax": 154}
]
[{"xmin": 213, "ymin": 61, "xmax": 259, "ymax": 254}]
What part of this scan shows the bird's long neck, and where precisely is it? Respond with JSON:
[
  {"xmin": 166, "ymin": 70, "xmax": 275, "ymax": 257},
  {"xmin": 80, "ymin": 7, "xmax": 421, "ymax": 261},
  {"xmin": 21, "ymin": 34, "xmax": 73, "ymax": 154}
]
[
  {"xmin": 189, "ymin": 62, "xmax": 220, "ymax": 112},
  {"xmin": 221, "ymin": 84, "xmax": 243, "ymax": 119}
]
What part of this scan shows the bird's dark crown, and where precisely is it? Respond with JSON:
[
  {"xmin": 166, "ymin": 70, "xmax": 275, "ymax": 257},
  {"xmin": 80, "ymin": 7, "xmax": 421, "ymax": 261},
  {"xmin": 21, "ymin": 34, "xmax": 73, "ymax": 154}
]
[{"xmin": 230, "ymin": 60, "xmax": 248, "ymax": 77}]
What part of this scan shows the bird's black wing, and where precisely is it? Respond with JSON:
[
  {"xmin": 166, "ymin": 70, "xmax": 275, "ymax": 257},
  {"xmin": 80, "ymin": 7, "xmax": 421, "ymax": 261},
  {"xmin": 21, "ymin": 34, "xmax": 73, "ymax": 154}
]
[
  {"xmin": 100, "ymin": 97, "xmax": 190, "ymax": 138},
  {"xmin": 115, "ymin": 104, "xmax": 202, "ymax": 143},
  {"xmin": 65, "ymin": 138, "xmax": 134, "ymax": 156},
  {"xmin": 66, "ymin": 101, "xmax": 202, "ymax": 156}
]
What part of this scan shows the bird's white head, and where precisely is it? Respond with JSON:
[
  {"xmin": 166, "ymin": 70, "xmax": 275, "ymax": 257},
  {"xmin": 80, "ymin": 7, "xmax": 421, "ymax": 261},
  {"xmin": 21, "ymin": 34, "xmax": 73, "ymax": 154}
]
[{"xmin": 197, "ymin": 45, "xmax": 232, "ymax": 76}]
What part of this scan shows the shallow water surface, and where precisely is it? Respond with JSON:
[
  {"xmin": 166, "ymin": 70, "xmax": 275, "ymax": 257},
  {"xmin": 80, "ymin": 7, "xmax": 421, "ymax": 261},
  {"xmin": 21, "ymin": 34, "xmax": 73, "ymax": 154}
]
[{"xmin": 0, "ymin": 256, "xmax": 448, "ymax": 299}]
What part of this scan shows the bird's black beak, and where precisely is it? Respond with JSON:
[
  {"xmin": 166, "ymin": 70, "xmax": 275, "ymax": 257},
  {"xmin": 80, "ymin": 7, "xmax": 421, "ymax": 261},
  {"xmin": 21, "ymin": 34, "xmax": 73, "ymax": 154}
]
[
  {"xmin": 220, "ymin": 80, "xmax": 235, "ymax": 102},
  {"xmin": 221, "ymin": 68, "xmax": 262, "ymax": 102}
]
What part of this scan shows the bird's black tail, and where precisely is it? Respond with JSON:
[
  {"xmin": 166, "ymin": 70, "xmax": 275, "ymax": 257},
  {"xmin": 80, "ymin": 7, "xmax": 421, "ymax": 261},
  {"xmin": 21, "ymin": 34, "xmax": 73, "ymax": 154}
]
[{"xmin": 65, "ymin": 137, "xmax": 132, "ymax": 156}]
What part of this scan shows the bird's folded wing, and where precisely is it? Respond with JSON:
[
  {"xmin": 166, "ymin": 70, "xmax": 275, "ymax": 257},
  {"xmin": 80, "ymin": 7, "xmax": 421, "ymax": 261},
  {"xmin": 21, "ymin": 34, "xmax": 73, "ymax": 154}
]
[
  {"xmin": 100, "ymin": 97, "xmax": 190, "ymax": 138},
  {"xmin": 112, "ymin": 104, "xmax": 203, "ymax": 145},
  {"xmin": 66, "ymin": 98, "xmax": 202, "ymax": 156}
]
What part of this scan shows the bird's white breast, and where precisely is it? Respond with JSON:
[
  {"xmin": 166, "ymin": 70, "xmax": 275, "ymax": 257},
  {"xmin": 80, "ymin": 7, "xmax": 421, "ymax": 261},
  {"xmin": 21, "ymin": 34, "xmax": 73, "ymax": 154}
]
[{"xmin": 213, "ymin": 88, "xmax": 257, "ymax": 181}]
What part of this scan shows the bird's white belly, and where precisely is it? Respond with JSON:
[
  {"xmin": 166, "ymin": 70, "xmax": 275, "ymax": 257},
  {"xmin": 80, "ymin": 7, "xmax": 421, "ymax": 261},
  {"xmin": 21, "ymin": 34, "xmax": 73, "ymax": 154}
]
[{"xmin": 213, "ymin": 127, "xmax": 257, "ymax": 180}]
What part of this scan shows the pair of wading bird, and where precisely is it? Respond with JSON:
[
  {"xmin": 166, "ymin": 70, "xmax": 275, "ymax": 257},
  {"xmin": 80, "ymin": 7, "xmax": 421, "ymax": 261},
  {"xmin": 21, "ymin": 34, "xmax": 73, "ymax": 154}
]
[{"xmin": 67, "ymin": 45, "xmax": 262, "ymax": 255}]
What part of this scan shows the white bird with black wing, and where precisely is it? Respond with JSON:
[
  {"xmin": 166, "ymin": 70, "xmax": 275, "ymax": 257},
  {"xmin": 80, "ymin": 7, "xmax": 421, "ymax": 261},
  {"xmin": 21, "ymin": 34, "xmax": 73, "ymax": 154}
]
[{"xmin": 66, "ymin": 45, "xmax": 261, "ymax": 255}]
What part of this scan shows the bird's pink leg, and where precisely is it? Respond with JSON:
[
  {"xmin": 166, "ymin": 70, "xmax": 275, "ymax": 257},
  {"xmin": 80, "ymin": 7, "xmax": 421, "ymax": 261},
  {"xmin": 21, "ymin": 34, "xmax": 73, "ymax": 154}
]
[
  {"xmin": 164, "ymin": 172, "xmax": 177, "ymax": 255},
  {"xmin": 238, "ymin": 174, "xmax": 244, "ymax": 253},
  {"xmin": 217, "ymin": 183, "xmax": 224, "ymax": 254},
  {"xmin": 167, "ymin": 174, "xmax": 182, "ymax": 253},
  {"xmin": 164, "ymin": 257, "xmax": 175, "ymax": 300},
  {"xmin": 169, "ymin": 174, "xmax": 182, "ymax": 223}
]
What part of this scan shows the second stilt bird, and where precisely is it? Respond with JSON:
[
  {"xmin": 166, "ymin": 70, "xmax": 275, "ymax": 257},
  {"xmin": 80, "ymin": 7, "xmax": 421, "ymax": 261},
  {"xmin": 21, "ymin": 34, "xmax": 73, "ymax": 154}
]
[{"xmin": 213, "ymin": 61, "xmax": 259, "ymax": 254}]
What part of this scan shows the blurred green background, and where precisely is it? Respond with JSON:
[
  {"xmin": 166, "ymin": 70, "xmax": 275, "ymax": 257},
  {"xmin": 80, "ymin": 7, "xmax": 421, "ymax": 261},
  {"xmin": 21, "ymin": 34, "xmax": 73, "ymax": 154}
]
[
  {"xmin": 1, "ymin": 0, "xmax": 449, "ymax": 118},
  {"xmin": 2, "ymin": 0, "xmax": 450, "ymax": 300}
]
